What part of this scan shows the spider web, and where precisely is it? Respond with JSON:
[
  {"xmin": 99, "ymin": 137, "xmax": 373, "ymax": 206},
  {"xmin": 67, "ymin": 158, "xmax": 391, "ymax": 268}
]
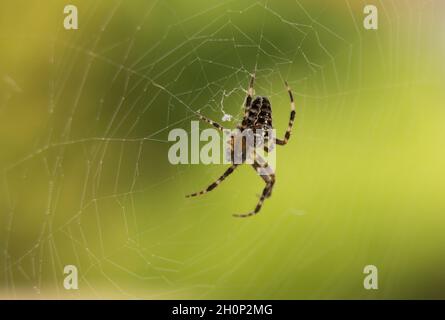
[{"xmin": 1, "ymin": 0, "xmax": 444, "ymax": 299}]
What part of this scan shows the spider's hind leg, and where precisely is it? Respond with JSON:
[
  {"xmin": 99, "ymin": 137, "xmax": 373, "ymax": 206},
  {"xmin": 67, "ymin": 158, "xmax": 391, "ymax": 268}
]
[
  {"xmin": 185, "ymin": 164, "xmax": 239, "ymax": 198},
  {"xmin": 257, "ymin": 171, "xmax": 273, "ymax": 198},
  {"xmin": 253, "ymin": 159, "xmax": 275, "ymax": 200},
  {"xmin": 233, "ymin": 160, "xmax": 275, "ymax": 218}
]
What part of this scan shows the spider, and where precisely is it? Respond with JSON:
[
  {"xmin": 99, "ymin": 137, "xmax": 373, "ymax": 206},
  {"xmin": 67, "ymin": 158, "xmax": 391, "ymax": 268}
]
[{"xmin": 186, "ymin": 74, "xmax": 296, "ymax": 217}]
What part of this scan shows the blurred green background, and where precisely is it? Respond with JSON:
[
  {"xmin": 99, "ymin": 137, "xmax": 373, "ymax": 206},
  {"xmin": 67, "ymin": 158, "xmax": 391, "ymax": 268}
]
[{"xmin": 1, "ymin": 0, "xmax": 445, "ymax": 299}]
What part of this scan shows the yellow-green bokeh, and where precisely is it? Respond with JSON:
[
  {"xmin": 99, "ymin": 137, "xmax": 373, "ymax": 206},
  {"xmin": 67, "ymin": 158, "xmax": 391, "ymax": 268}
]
[{"xmin": 1, "ymin": 0, "xmax": 445, "ymax": 299}]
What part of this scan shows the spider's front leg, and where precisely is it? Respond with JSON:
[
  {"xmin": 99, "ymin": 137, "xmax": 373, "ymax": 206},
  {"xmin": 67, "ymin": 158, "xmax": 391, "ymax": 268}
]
[
  {"xmin": 240, "ymin": 73, "xmax": 255, "ymax": 130},
  {"xmin": 196, "ymin": 112, "xmax": 226, "ymax": 131},
  {"xmin": 275, "ymin": 81, "xmax": 296, "ymax": 146},
  {"xmin": 233, "ymin": 158, "xmax": 275, "ymax": 218}
]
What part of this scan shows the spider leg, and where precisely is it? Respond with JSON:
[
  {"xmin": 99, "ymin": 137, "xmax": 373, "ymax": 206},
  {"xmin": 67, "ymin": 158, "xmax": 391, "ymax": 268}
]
[
  {"xmin": 185, "ymin": 164, "xmax": 239, "ymax": 198},
  {"xmin": 252, "ymin": 154, "xmax": 275, "ymax": 198},
  {"xmin": 240, "ymin": 73, "xmax": 255, "ymax": 129},
  {"xmin": 247, "ymin": 73, "xmax": 255, "ymax": 98},
  {"xmin": 233, "ymin": 159, "xmax": 275, "ymax": 218},
  {"xmin": 196, "ymin": 112, "xmax": 226, "ymax": 131},
  {"xmin": 263, "ymin": 137, "xmax": 275, "ymax": 153},
  {"xmin": 253, "ymin": 155, "xmax": 274, "ymax": 199},
  {"xmin": 275, "ymin": 81, "xmax": 296, "ymax": 146}
]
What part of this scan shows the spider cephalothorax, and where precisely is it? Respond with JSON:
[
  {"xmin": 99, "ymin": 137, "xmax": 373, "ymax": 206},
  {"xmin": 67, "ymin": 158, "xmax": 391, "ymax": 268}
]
[{"xmin": 186, "ymin": 74, "xmax": 296, "ymax": 217}]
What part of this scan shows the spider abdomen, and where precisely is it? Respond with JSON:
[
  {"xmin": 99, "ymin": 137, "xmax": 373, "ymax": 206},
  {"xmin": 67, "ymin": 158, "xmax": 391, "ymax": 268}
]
[{"xmin": 241, "ymin": 96, "xmax": 273, "ymax": 132}]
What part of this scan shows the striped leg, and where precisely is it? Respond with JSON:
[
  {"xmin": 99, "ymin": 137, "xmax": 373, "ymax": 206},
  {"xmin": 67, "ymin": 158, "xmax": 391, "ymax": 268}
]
[
  {"xmin": 275, "ymin": 81, "xmax": 296, "ymax": 145},
  {"xmin": 233, "ymin": 159, "xmax": 275, "ymax": 218},
  {"xmin": 247, "ymin": 73, "xmax": 255, "ymax": 98},
  {"xmin": 196, "ymin": 113, "xmax": 225, "ymax": 131},
  {"xmin": 246, "ymin": 73, "xmax": 255, "ymax": 107},
  {"xmin": 252, "ymin": 157, "xmax": 275, "ymax": 199},
  {"xmin": 241, "ymin": 73, "xmax": 255, "ymax": 129},
  {"xmin": 185, "ymin": 164, "xmax": 239, "ymax": 198},
  {"xmin": 263, "ymin": 135, "xmax": 275, "ymax": 153}
]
